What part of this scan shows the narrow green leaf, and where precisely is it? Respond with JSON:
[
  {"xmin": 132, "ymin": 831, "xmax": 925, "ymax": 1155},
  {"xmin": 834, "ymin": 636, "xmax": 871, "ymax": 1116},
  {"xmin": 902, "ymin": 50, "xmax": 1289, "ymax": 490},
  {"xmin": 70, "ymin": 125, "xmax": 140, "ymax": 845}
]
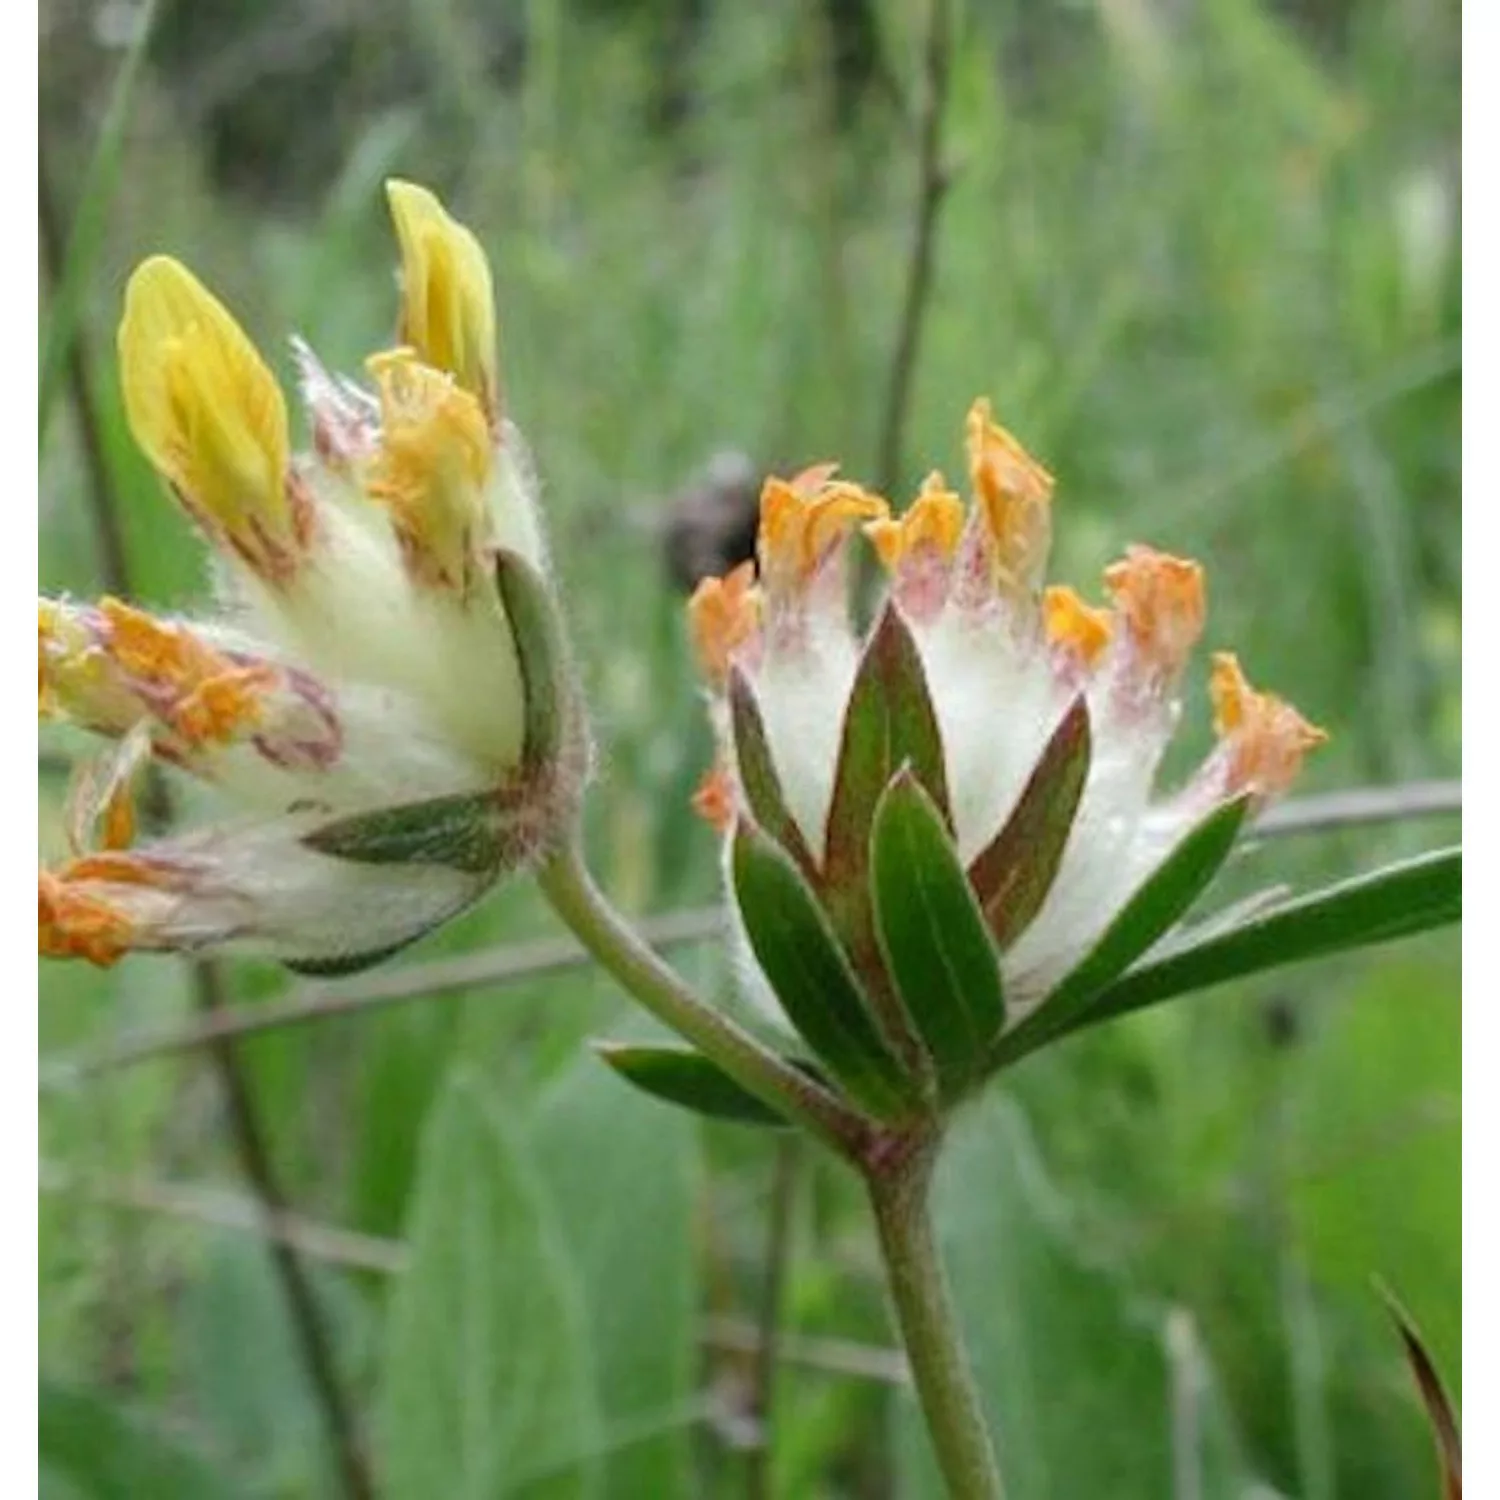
[
  {"xmin": 728, "ymin": 667, "xmax": 815, "ymax": 871},
  {"xmin": 967, "ymin": 698, "xmax": 1091, "ymax": 949},
  {"xmin": 872, "ymin": 771, "xmax": 1006, "ymax": 1096},
  {"xmin": 595, "ymin": 1042, "xmax": 793, "ymax": 1127},
  {"xmin": 824, "ymin": 605, "xmax": 950, "ymax": 878},
  {"xmin": 732, "ymin": 820, "xmax": 915, "ymax": 1120},
  {"xmin": 1074, "ymin": 846, "xmax": 1461, "ymax": 1033},
  {"xmin": 303, "ymin": 790, "xmax": 516, "ymax": 874},
  {"xmin": 992, "ymin": 797, "xmax": 1251, "ymax": 1067},
  {"xmin": 39, "ymin": 0, "xmax": 163, "ymax": 446},
  {"xmin": 814, "ymin": 605, "xmax": 950, "ymax": 1072},
  {"xmin": 495, "ymin": 547, "xmax": 570, "ymax": 774},
  {"xmin": 1378, "ymin": 1282, "xmax": 1462, "ymax": 1500},
  {"xmin": 379, "ymin": 1069, "xmax": 600, "ymax": 1498}
]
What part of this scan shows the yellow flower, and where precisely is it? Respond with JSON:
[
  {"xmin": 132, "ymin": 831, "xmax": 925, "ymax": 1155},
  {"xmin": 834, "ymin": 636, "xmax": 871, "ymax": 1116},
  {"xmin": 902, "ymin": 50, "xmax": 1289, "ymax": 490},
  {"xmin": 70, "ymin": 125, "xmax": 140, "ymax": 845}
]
[
  {"xmin": 1210, "ymin": 652, "xmax": 1329, "ymax": 800},
  {"xmin": 40, "ymin": 596, "xmax": 328, "ymax": 765},
  {"xmin": 687, "ymin": 560, "xmax": 761, "ymax": 688},
  {"xmin": 757, "ymin": 473, "xmax": 887, "ymax": 594},
  {"xmin": 386, "ymin": 179, "xmax": 499, "ymax": 417},
  {"xmin": 1042, "ymin": 585, "xmax": 1114, "ymax": 668},
  {"xmin": 965, "ymin": 398, "xmax": 1055, "ymax": 594},
  {"xmin": 366, "ymin": 349, "xmax": 494, "ymax": 592},
  {"xmin": 1102, "ymin": 544, "xmax": 1206, "ymax": 681},
  {"xmin": 40, "ymin": 861, "xmax": 143, "ymax": 968},
  {"xmin": 864, "ymin": 471, "xmax": 965, "ymax": 573},
  {"xmin": 118, "ymin": 257, "xmax": 304, "ymax": 584}
]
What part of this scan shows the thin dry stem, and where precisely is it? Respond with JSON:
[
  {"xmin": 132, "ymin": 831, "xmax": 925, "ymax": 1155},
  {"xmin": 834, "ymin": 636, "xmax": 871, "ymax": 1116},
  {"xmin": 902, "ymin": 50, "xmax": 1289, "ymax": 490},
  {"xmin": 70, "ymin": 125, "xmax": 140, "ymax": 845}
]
[{"xmin": 875, "ymin": 0, "xmax": 954, "ymax": 500}]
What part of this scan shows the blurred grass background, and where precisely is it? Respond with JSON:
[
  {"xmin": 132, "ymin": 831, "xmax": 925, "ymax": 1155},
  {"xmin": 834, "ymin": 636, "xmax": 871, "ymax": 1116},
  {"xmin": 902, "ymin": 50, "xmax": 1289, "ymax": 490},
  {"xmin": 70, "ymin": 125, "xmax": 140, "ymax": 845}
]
[{"xmin": 39, "ymin": 1, "xmax": 1459, "ymax": 1496}]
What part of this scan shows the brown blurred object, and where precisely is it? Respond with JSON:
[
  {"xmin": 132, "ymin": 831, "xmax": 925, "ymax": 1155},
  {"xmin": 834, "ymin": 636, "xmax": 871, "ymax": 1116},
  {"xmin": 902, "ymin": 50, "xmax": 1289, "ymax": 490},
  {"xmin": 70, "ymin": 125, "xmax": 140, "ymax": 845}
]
[
  {"xmin": 661, "ymin": 450, "xmax": 762, "ymax": 594},
  {"xmin": 1379, "ymin": 1284, "xmax": 1461, "ymax": 1500}
]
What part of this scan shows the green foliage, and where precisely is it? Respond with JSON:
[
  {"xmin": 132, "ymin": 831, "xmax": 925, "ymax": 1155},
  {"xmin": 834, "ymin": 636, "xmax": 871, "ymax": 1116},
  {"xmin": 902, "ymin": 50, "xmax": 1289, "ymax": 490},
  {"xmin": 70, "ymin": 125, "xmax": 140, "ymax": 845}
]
[
  {"xmin": 180, "ymin": 1236, "xmax": 372, "ymax": 1496},
  {"xmin": 39, "ymin": 0, "xmax": 1458, "ymax": 1493},
  {"xmin": 379, "ymin": 1070, "xmax": 602, "ymax": 1497},
  {"xmin": 967, "ymin": 697, "xmax": 1091, "ymax": 951},
  {"xmin": 1000, "ymin": 947, "xmax": 1460, "ymax": 1497},
  {"xmin": 871, "ymin": 771, "xmax": 1006, "ymax": 1097},
  {"xmin": 346, "ymin": 1003, "xmax": 461, "ymax": 1238},
  {"xmin": 40, "ymin": 1379, "xmax": 247, "ymax": 1499},
  {"xmin": 303, "ymin": 791, "xmax": 525, "ymax": 875},
  {"xmin": 732, "ymin": 820, "xmax": 915, "ymax": 1119},
  {"xmin": 1080, "ymin": 845, "xmax": 1462, "ymax": 1028},
  {"xmin": 824, "ymin": 606, "xmax": 952, "ymax": 879},
  {"xmin": 1379, "ymin": 1285, "xmax": 1462, "ymax": 1499},
  {"xmin": 597, "ymin": 1042, "xmax": 795, "ymax": 1127},
  {"xmin": 530, "ymin": 1056, "xmax": 701, "ymax": 1499},
  {"xmin": 1284, "ymin": 953, "xmax": 1461, "ymax": 1384},
  {"xmin": 371, "ymin": 1054, "xmax": 701, "ymax": 1497},
  {"xmin": 38, "ymin": 0, "xmax": 162, "ymax": 444},
  {"xmin": 994, "ymin": 797, "xmax": 1252, "ymax": 1065},
  {"xmin": 494, "ymin": 547, "xmax": 575, "ymax": 774}
]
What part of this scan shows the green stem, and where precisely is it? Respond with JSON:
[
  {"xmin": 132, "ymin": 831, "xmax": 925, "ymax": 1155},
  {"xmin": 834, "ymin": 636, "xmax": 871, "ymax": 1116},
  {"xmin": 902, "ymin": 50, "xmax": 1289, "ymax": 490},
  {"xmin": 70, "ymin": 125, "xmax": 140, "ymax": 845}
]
[
  {"xmin": 537, "ymin": 839, "xmax": 870, "ymax": 1159},
  {"xmin": 542, "ymin": 839, "xmax": 1002, "ymax": 1495},
  {"xmin": 867, "ymin": 1142, "xmax": 1005, "ymax": 1500}
]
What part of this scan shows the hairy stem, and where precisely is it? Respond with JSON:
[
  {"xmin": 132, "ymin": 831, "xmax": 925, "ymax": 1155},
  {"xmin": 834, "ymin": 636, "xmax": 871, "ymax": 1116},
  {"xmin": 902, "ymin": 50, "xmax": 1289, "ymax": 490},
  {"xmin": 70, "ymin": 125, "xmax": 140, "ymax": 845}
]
[
  {"xmin": 867, "ymin": 1141, "xmax": 1004, "ymax": 1500},
  {"xmin": 537, "ymin": 839, "xmax": 871, "ymax": 1159}
]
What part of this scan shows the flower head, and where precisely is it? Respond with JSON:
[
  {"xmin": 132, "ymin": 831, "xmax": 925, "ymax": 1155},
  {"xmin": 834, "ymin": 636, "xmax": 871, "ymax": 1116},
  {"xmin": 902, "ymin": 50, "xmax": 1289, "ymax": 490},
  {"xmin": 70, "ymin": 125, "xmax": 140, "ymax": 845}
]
[
  {"xmin": 40, "ymin": 183, "xmax": 583, "ymax": 972},
  {"xmin": 687, "ymin": 408, "xmax": 1325, "ymax": 1115}
]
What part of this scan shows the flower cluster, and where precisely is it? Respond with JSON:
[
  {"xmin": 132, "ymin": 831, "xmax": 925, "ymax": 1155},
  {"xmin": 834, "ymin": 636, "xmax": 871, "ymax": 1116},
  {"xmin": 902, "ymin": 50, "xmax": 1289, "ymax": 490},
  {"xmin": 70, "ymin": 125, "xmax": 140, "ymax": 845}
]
[
  {"xmin": 40, "ymin": 183, "xmax": 581, "ymax": 972},
  {"xmin": 687, "ymin": 404, "xmax": 1324, "ymax": 1108}
]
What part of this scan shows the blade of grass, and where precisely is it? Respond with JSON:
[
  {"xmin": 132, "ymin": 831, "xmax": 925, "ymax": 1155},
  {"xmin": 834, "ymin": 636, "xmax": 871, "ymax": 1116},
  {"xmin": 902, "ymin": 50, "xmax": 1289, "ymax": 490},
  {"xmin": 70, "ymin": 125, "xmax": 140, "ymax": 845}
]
[
  {"xmin": 1159, "ymin": 339, "xmax": 1460, "ymax": 517},
  {"xmin": 38, "ymin": 0, "xmax": 163, "ymax": 448},
  {"xmin": 745, "ymin": 1138, "xmax": 802, "ymax": 1500}
]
